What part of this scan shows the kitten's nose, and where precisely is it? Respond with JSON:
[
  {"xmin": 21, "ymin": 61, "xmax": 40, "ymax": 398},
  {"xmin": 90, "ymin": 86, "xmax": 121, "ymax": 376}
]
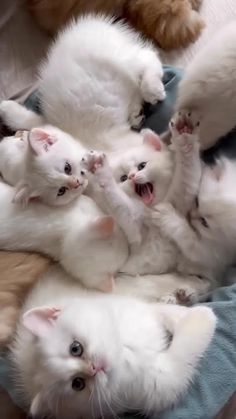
[
  {"xmin": 67, "ymin": 178, "xmax": 80, "ymax": 189},
  {"xmin": 128, "ymin": 171, "xmax": 136, "ymax": 180}
]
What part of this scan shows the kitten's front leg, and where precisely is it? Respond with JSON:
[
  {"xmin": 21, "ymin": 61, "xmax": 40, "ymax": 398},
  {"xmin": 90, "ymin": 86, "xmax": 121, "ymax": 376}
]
[
  {"xmin": 0, "ymin": 101, "xmax": 44, "ymax": 131},
  {"xmin": 83, "ymin": 151, "xmax": 142, "ymax": 246},
  {"xmin": 152, "ymin": 202, "xmax": 204, "ymax": 263},
  {"xmin": 166, "ymin": 110, "xmax": 202, "ymax": 214}
]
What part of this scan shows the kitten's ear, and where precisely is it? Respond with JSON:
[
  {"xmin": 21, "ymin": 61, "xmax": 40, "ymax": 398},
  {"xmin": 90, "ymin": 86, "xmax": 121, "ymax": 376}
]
[
  {"xmin": 91, "ymin": 216, "xmax": 115, "ymax": 238},
  {"xmin": 23, "ymin": 306, "xmax": 61, "ymax": 337},
  {"xmin": 28, "ymin": 128, "xmax": 57, "ymax": 155},
  {"xmin": 141, "ymin": 128, "xmax": 162, "ymax": 151},
  {"xmin": 13, "ymin": 184, "xmax": 40, "ymax": 205}
]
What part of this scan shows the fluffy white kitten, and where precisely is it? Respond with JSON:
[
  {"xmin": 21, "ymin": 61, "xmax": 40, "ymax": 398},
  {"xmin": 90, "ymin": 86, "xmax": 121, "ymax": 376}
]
[
  {"xmin": 0, "ymin": 125, "xmax": 87, "ymax": 206},
  {"xmin": 0, "ymin": 14, "xmax": 165, "ymax": 152},
  {"xmin": 0, "ymin": 181, "xmax": 127, "ymax": 291},
  {"xmin": 176, "ymin": 22, "xmax": 236, "ymax": 149},
  {"xmin": 10, "ymin": 265, "xmax": 216, "ymax": 419},
  {"xmin": 152, "ymin": 111, "xmax": 236, "ymax": 294}
]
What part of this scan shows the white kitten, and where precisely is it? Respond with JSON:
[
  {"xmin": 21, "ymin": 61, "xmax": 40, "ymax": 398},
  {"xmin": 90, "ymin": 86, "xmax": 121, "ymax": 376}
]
[
  {"xmin": 176, "ymin": 22, "xmax": 236, "ymax": 149},
  {"xmin": 10, "ymin": 265, "xmax": 216, "ymax": 419},
  {"xmin": 0, "ymin": 125, "xmax": 88, "ymax": 206},
  {"xmin": 0, "ymin": 14, "xmax": 165, "ymax": 151},
  {"xmin": 153, "ymin": 111, "xmax": 236, "ymax": 292},
  {"xmin": 0, "ymin": 181, "xmax": 128, "ymax": 291}
]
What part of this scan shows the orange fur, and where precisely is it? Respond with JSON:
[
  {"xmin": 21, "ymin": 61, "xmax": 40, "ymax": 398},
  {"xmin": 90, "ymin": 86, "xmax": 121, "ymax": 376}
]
[
  {"xmin": 124, "ymin": 0, "xmax": 205, "ymax": 50},
  {"xmin": 26, "ymin": 0, "xmax": 204, "ymax": 50},
  {"xmin": 0, "ymin": 251, "xmax": 50, "ymax": 346}
]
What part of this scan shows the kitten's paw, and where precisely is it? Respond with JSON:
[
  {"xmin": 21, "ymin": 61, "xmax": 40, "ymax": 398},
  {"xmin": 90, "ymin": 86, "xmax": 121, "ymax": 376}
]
[
  {"xmin": 175, "ymin": 287, "xmax": 198, "ymax": 306},
  {"xmin": 152, "ymin": 202, "xmax": 175, "ymax": 227},
  {"xmin": 81, "ymin": 150, "xmax": 105, "ymax": 173},
  {"xmin": 170, "ymin": 110, "xmax": 200, "ymax": 152},
  {"xmin": 159, "ymin": 294, "xmax": 177, "ymax": 305},
  {"xmin": 141, "ymin": 76, "xmax": 166, "ymax": 104}
]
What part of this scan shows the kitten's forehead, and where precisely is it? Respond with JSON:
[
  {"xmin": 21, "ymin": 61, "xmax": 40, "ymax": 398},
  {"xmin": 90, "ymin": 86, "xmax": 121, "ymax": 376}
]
[{"xmin": 111, "ymin": 144, "xmax": 155, "ymax": 173}]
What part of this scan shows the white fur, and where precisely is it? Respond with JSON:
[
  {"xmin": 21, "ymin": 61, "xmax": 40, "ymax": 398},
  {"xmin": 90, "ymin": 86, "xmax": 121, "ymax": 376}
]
[
  {"xmin": 0, "ymin": 181, "xmax": 127, "ymax": 290},
  {"xmin": 152, "ymin": 113, "xmax": 236, "ymax": 290},
  {"xmin": 0, "ymin": 126, "xmax": 88, "ymax": 206},
  {"xmin": 0, "ymin": 15, "xmax": 164, "ymax": 152},
  {"xmin": 10, "ymin": 265, "xmax": 216, "ymax": 419},
  {"xmin": 176, "ymin": 22, "xmax": 236, "ymax": 149}
]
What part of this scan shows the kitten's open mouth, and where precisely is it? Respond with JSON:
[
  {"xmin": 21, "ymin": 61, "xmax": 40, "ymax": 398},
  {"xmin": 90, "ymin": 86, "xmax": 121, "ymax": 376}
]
[{"xmin": 135, "ymin": 183, "xmax": 154, "ymax": 205}]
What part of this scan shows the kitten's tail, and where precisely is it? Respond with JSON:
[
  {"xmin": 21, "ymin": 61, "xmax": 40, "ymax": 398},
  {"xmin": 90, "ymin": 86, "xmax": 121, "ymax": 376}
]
[{"xmin": 154, "ymin": 306, "xmax": 216, "ymax": 408}]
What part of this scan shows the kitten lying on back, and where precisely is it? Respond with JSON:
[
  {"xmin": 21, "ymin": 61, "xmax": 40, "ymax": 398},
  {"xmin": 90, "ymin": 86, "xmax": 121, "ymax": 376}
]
[
  {"xmin": 84, "ymin": 111, "xmax": 236, "ymax": 303},
  {"xmin": 0, "ymin": 126, "xmax": 87, "ymax": 206},
  {"xmin": 0, "ymin": 14, "xmax": 165, "ymax": 152},
  {"xmin": 10, "ymin": 264, "xmax": 216, "ymax": 419}
]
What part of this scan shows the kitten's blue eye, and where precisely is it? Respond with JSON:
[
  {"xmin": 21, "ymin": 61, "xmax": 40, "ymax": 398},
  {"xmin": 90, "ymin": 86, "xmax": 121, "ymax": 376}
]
[
  {"xmin": 57, "ymin": 186, "xmax": 68, "ymax": 196},
  {"xmin": 72, "ymin": 377, "xmax": 85, "ymax": 392},
  {"xmin": 200, "ymin": 217, "xmax": 209, "ymax": 228},
  {"xmin": 64, "ymin": 162, "xmax": 72, "ymax": 175},
  {"xmin": 70, "ymin": 340, "xmax": 83, "ymax": 357},
  {"xmin": 138, "ymin": 162, "xmax": 147, "ymax": 171},
  {"xmin": 120, "ymin": 174, "xmax": 128, "ymax": 182}
]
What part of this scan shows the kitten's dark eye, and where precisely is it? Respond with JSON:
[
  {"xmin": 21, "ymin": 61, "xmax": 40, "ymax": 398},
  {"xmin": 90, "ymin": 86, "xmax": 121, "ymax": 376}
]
[
  {"xmin": 195, "ymin": 197, "xmax": 199, "ymax": 208},
  {"xmin": 80, "ymin": 170, "xmax": 85, "ymax": 176},
  {"xmin": 70, "ymin": 340, "xmax": 83, "ymax": 357},
  {"xmin": 64, "ymin": 162, "xmax": 72, "ymax": 175},
  {"xmin": 57, "ymin": 186, "xmax": 68, "ymax": 196},
  {"xmin": 200, "ymin": 217, "xmax": 209, "ymax": 228},
  {"xmin": 137, "ymin": 162, "xmax": 147, "ymax": 171},
  {"xmin": 72, "ymin": 377, "xmax": 85, "ymax": 392},
  {"xmin": 120, "ymin": 174, "xmax": 128, "ymax": 182}
]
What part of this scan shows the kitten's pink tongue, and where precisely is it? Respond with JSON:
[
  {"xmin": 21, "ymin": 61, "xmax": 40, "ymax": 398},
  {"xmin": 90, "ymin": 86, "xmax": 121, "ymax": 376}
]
[{"xmin": 141, "ymin": 184, "xmax": 154, "ymax": 205}]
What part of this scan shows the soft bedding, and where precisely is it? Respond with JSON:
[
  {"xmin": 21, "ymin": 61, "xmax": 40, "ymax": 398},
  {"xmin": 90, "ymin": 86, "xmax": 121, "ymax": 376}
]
[{"xmin": 0, "ymin": 65, "xmax": 236, "ymax": 419}]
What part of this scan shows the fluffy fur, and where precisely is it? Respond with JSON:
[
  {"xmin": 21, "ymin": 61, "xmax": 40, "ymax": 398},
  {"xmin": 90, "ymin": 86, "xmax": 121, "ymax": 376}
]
[
  {"xmin": 0, "ymin": 15, "xmax": 165, "ymax": 152},
  {"xmin": 0, "ymin": 181, "xmax": 128, "ymax": 292},
  {"xmin": 152, "ymin": 111, "xmax": 236, "ymax": 296},
  {"xmin": 10, "ymin": 265, "xmax": 216, "ymax": 419},
  {"xmin": 0, "ymin": 126, "xmax": 87, "ymax": 206},
  {"xmin": 176, "ymin": 22, "xmax": 236, "ymax": 149},
  {"xmin": 0, "ymin": 251, "xmax": 49, "ymax": 346},
  {"xmin": 26, "ymin": 0, "xmax": 204, "ymax": 50}
]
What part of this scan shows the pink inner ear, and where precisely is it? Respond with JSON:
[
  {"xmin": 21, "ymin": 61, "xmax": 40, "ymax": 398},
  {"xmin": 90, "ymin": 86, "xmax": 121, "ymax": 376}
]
[
  {"xmin": 23, "ymin": 306, "xmax": 61, "ymax": 337},
  {"xmin": 142, "ymin": 129, "xmax": 162, "ymax": 151},
  {"xmin": 29, "ymin": 128, "xmax": 57, "ymax": 155},
  {"xmin": 91, "ymin": 216, "xmax": 115, "ymax": 238}
]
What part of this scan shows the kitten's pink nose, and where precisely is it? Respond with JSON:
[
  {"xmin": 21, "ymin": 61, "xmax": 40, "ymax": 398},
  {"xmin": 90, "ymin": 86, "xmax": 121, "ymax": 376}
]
[
  {"xmin": 89, "ymin": 362, "xmax": 106, "ymax": 376},
  {"xmin": 67, "ymin": 178, "xmax": 80, "ymax": 189},
  {"xmin": 128, "ymin": 171, "xmax": 136, "ymax": 180}
]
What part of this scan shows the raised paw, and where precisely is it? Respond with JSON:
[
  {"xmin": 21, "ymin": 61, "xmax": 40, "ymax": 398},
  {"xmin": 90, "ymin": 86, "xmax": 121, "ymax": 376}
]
[
  {"xmin": 169, "ymin": 110, "xmax": 200, "ymax": 152},
  {"xmin": 81, "ymin": 150, "xmax": 105, "ymax": 173}
]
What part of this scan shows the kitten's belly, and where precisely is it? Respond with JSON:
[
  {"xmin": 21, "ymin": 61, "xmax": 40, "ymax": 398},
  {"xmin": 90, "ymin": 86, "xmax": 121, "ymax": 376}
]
[{"xmin": 121, "ymin": 231, "xmax": 177, "ymax": 275}]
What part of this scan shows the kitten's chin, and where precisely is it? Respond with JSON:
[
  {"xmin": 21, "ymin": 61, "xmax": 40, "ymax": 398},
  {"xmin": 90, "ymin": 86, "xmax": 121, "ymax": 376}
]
[{"xmin": 135, "ymin": 182, "xmax": 154, "ymax": 205}]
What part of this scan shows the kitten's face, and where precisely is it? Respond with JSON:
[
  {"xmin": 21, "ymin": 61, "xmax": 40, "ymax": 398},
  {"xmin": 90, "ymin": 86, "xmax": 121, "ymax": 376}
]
[
  {"xmin": 110, "ymin": 130, "xmax": 173, "ymax": 206},
  {"xmin": 23, "ymin": 299, "xmax": 122, "ymax": 419},
  {"xmin": 15, "ymin": 127, "xmax": 88, "ymax": 206}
]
